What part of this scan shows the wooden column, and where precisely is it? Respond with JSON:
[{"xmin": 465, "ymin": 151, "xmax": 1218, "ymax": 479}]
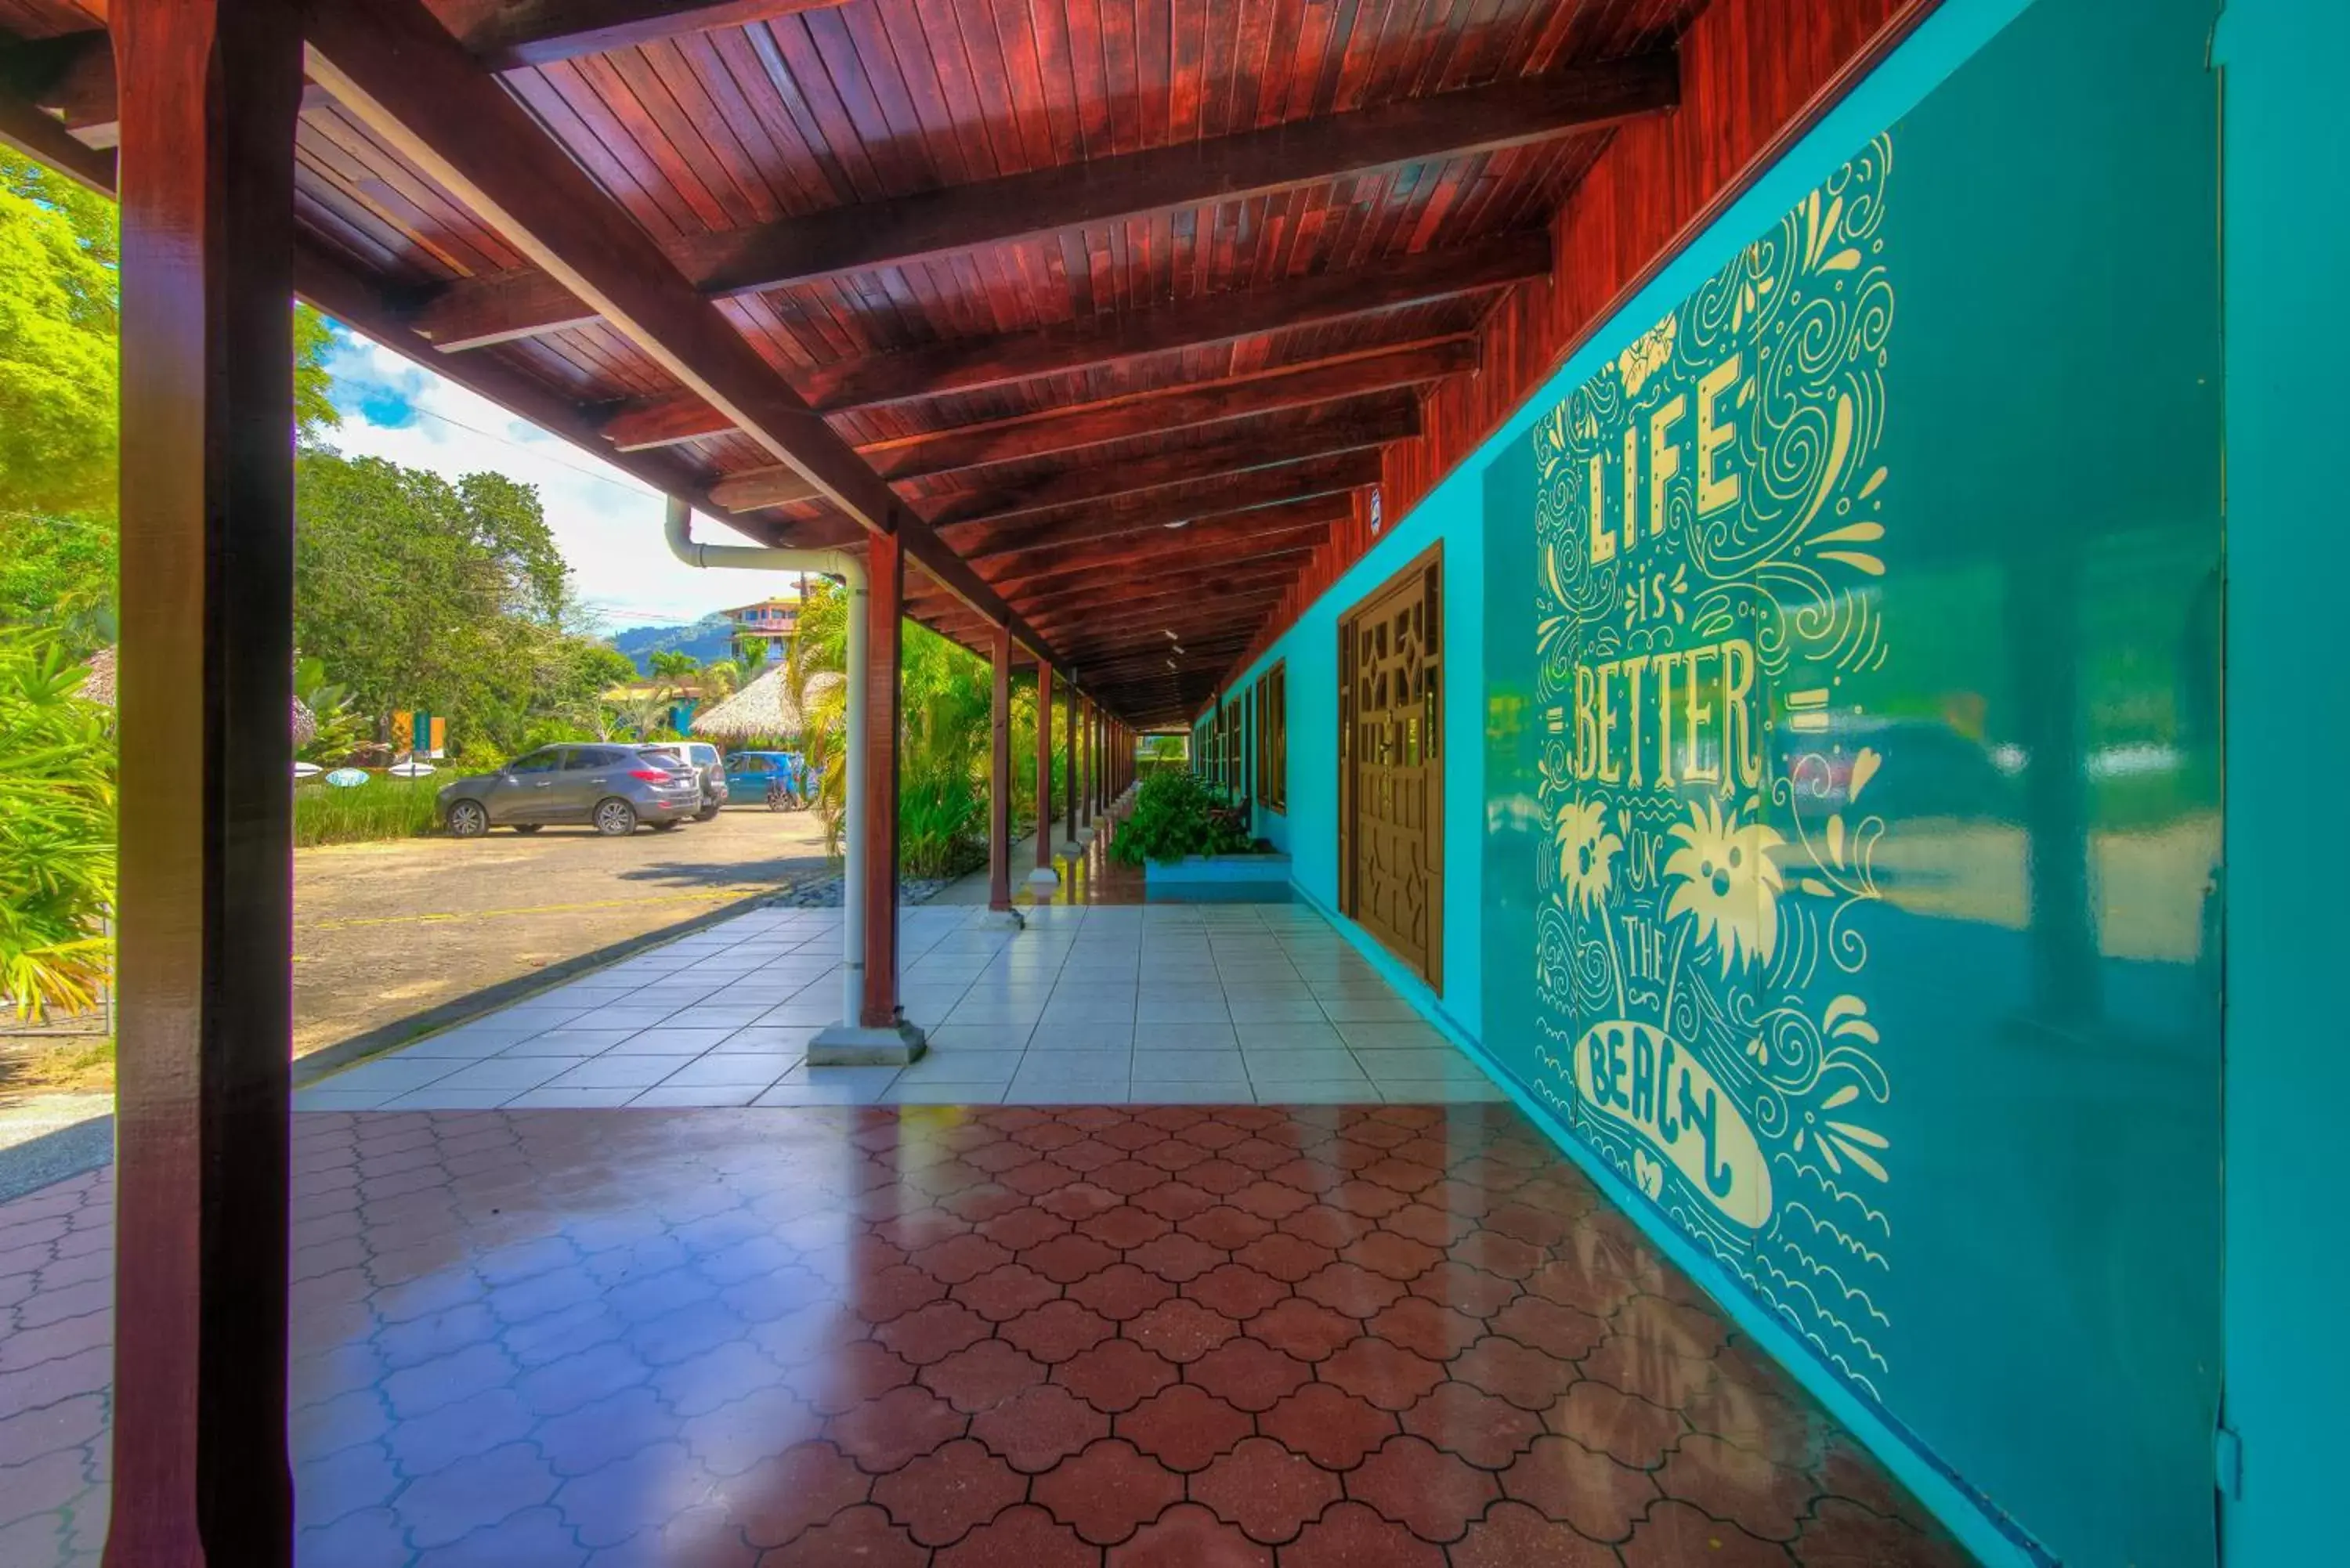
[
  {"xmin": 1076, "ymin": 695, "xmax": 1093, "ymax": 826},
  {"xmin": 1063, "ymin": 681, "xmax": 1079, "ymax": 846},
  {"xmin": 861, "ymin": 533, "xmax": 906, "ymax": 1028},
  {"xmin": 1034, "ymin": 663, "xmax": 1055, "ymax": 873},
  {"xmin": 107, "ymin": 2, "xmax": 302, "ymax": 1564},
  {"xmin": 987, "ymin": 626, "xmax": 1013, "ymax": 911}
]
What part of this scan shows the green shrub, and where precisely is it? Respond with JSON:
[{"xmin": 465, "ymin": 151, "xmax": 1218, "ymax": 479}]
[
  {"xmin": 901, "ymin": 767, "xmax": 985, "ymax": 880},
  {"xmin": 1110, "ymin": 771, "xmax": 1253, "ymax": 867},
  {"xmin": 294, "ymin": 775, "xmax": 441, "ymax": 847},
  {"xmin": 0, "ymin": 629, "xmax": 115, "ymax": 1021}
]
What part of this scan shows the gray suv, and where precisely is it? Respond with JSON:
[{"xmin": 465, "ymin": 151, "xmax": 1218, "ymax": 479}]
[
  {"xmin": 638, "ymin": 740, "xmax": 728, "ymax": 820},
  {"xmin": 437, "ymin": 744, "xmax": 700, "ymax": 837}
]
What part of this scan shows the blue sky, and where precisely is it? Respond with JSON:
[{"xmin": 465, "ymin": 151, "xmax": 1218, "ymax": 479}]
[{"xmin": 321, "ymin": 327, "xmax": 757, "ymax": 631}]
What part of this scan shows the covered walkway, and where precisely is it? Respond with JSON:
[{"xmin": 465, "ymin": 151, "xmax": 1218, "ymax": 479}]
[{"xmin": 1, "ymin": 1103, "xmax": 1965, "ymax": 1566}]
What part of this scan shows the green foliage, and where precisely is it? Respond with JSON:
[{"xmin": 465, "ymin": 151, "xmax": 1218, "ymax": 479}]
[
  {"xmin": 1110, "ymin": 771, "xmax": 1253, "ymax": 867},
  {"xmin": 293, "ymin": 776, "xmax": 441, "ymax": 848},
  {"xmin": 292, "ymin": 450, "xmax": 620, "ymax": 754},
  {"xmin": 0, "ymin": 628, "xmax": 116, "ymax": 1021},
  {"xmin": 0, "ymin": 154, "xmax": 118, "ymax": 518},
  {"xmin": 0, "ymin": 154, "xmax": 338, "ymax": 648},
  {"xmin": 294, "ymin": 656, "xmax": 369, "ymax": 764}
]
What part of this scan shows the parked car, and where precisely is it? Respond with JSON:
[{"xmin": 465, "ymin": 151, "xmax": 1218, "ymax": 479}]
[
  {"xmin": 436, "ymin": 744, "xmax": 700, "ymax": 838},
  {"xmin": 638, "ymin": 739, "xmax": 728, "ymax": 820},
  {"xmin": 723, "ymin": 749, "xmax": 819, "ymax": 810}
]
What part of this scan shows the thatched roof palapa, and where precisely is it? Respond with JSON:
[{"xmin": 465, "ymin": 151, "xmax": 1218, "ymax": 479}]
[{"xmin": 689, "ymin": 666, "xmax": 841, "ymax": 742}]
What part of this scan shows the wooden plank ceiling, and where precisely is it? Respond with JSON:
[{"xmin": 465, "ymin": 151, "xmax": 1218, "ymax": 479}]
[{"xmin": 0, "ymin": 0, "xmax": 1716, "ymax": 724}]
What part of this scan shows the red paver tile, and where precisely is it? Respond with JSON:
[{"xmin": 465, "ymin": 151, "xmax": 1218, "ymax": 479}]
[
  {"xmin": 875, "ymin": 1300, "xmax": 995, "ymax": 1366},
  {"xmin": 1452, "ymin": 1498, "xmax": 1619, "ymax": 1568},
  {"xmin": 1797, "ymin": 1497, "xmax": 1976, "ymax": 1567},
  {"xmin": 1184, "ymin": 1205, "xmax": 1275, "ymax": 1252},
  {"xmin": 1190, "ymin": 1434, "xmax": 1343, "ymax": 1544},
  {"xmin": 1346, "ymin": 1433, "xmax": 1499, "ymax": 1542},
  {"xmin": 1548, "ymin": 1378, "xmax": 1687, "ymax": 1469},
  {"xmin": 1367, "ymin": 1296, "xmax": 1484, "ymax": 1362},
  {"xmin": 923, "ymin": 1339, "xmax": 1047, "ymax": 1414},
  {"xmin": 1491, "ymin": 1294, "xmax": 1610, "ymax": 1360},
  {"xmin": 969, "ymin": 1383, "xmax": 1110, "ymax": 1473},
  {"xmin": 1183, "ymin": 1263, "xmax": 1290, "ymax": 1321},
  {"xmin": 933, "ymin": 1501, "xmax": 1094, "ymax": 1566},
  {"xmin": 1252, "ymin": 1380, "xmax": 1398, "ymax": 1473},
  {"xmin": 1658, "ymin": 1431, "xmax": 1816, "ymax": 1542},
  {"xmin": 1617, "ymin": 1292, "xmax": 1731, "ymax": 1359},
  {"xmin": 1619, "ymin": 1497, "xmax": 1792, "ymax": 1567},
  {"xmin": 1232, "ymin": 1233, "xmax": 1336, "ymax": 1284},
  {"xmin": 1502, "ymin": 1433, "xmax": 1662, "ymax": 1541},
  {"xmin": 1454, "ymin": 1334, "xmax": 1579, "ymax": 1411},
  {"xmin": 1021, "ymin": 1231, "xmax": 1123, "ymax": 1285},
  {"xmin": 911, "ymin": 1233, "xmax": 1017, "ymax": 1285},
  {"xmin": 1320, "ymin": 1336, "xmax": 1447, "ymax": 1411},
  {"xmin": 999, "ymin": 1299, "xmax": 1115, "ymax": 1364},
  {"xmin": 1242, "ymin": 1297, "xmax": 1358, "ymax": 1362},
  {"xmin": 1106, "ymin": 1500, "xmax": 1274, "ymax": 1567},
  {"xmin": 1067, "ymin": 1262, "xmax": 1177, "ymax": 1321},
  {"xmin": 954, "ymin": 1263, "xmax": 1061, "ymax": 1323},
  {"xmin": 1126, "ymin": 1231, "xmax": 1227, "ymax": 1283},
  {"xmin": 1055, "ymin": 1337, "xmax": 1177, "ymax": 1412},
  {"xmin": 1130, "ymin": 1181, "xmax": 1220, "ymax": 1223},
  {"xmin": 734, "ymin": 1440, "xmax": 873, "ymax": 1548},
  {"xmin": 1296, "ymin": 1261, "xmax": 1408, "ymax": 1317},
  {"xmin": 1405, "ymin": 1263, "xmax": 1520, "ymax": 1318},
  {"xmin": 759, "ymin": 1501, "xmax": 926, "ymax": 1566},
  {"xmin": 1399, "ymin": 1382, "xmax": 1546, "ymax": 1469},
  {"xmin": 1079, "ymin": 1205, "xmax": 1173, "ymax": 1250},
  {"xmin": 1117, "ymin": 1382, "xmax": 1253, "ymax": 1472},
  {"xmin": 826, "ymin": 1385, "xmax": 967, "ymax": 1473},
  {"xmin": 871, "ymin": 1436, "xmax": 1028, "ymax": 1546},
  {"xmin": 1282, "ymin": 1498, "xmax": 1447, "ymax": 1566},
  {"xmin": 1126, "ymin": 1297, "xmax": 1237, "ymax": 1364},
  {"xmin": 1186, "ymin": 1335, "xmax": 1311, "ymax": 1412},
  {"xmin": 976, "ymin": 1204, "xmax": 1069, "ymax": 1252},
  {"xmin": 1032, "ymin": 1437, "xmax": 1185, "ymax": 1545}
]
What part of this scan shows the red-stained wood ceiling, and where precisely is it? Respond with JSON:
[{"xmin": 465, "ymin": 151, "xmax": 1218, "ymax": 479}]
[{"xmin": 0, "ymin": 0, "xmax": 1927, "ymax": 725}]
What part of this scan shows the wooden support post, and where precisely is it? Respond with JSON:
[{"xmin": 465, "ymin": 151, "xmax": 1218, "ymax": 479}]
[
  {"xmin": 1076, "ymin": 695, "xmax": 1093, "ymax": 828},
  {"xmin": 106, "ymin": 2, "xmax": 302, "ymax": 1564},
  {"xmin": 985, "ymin": 626, "xmax": 1017, "ymax": 918},
  {"xmin": 861, "ymin": 532, "xmax": 905, "ymax": 1029},
  {"xmin": 1032, "ymin": 663, "xmax": 1057, "ymax": 881}
]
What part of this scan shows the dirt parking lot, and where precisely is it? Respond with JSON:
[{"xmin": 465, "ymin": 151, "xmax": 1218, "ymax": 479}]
[{"xmin": 291, "ymin": 804, "xmax": 835, "ymax": 1059}]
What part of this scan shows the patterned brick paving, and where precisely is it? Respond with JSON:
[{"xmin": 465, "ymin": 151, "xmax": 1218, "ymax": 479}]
[{"xmin": 0, "ymin": 1104, "xmax": 1973, "ymax": 1565}]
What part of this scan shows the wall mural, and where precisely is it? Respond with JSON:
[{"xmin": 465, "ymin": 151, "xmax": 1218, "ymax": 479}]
[{"xmin": 1529, "ymin": 135, "xmax": 1901, "ymax": 1395}]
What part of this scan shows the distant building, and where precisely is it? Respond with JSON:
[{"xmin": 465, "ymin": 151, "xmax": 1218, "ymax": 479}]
[{"xmin": 725, "ymin": 595, "xmax": 801, "ymax": 649}]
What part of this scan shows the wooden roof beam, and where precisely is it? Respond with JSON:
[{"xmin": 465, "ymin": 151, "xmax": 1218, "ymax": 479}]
[
  {"xmin": 944, "ymin": 453, "xmax": 1379, "ymax": 559},
  {"xmin": 414, "ymin": 54, "xmax": 1672, "ymax": 348},
  {"xmin": 304, "ymin": 0, "xmax": 1058, "ymax": 663},
  {"xmin": 918, "ymin": 396, "xmax": 1417, "ymax": 529},
  {"xmin": 985, "ymin": 511, "xmax": 1337, "ymax": 593},
  {"xmin": 457, "ymin": 2, "xmax": 854, "ymax": 70}
]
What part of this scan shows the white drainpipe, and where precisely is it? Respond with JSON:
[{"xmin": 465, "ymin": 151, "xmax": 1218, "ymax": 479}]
[{"xmin": 664, "ymin": 497, "xmax": 867, "ymax": 1032}]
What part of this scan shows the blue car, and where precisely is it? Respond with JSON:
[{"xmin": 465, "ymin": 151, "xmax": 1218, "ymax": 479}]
[{"xmin": 721, "ymin": 750, "xmax": 822, "ymax": 810}]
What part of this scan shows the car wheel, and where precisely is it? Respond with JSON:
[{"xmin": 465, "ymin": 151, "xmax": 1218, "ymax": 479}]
[
  {"xmin": 695, "ymin": 805, "xmax": 720, "ymax": 822},
  {"xmin": 594, "ymin": 798, "xmax": 638, "ymax": 836},
  {"xmin": 652, "ymin": 820, "xmax": 682, "ymax": 832},
  {"xmin": 445, "ymin": 800, "xmax": 489, "ymax": 839},
  {"xmin": 512, "ymin": 823, "xmax": 542, "ymax": 835}
]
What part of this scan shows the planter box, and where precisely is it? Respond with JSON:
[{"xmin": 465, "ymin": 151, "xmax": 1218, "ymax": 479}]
[{"xmin": 1142, "ymin": 852, "xmax": 1293, "ymax": 903}]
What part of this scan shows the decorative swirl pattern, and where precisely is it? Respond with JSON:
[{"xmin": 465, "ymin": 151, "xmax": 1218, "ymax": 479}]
[{"xmin": 1526, "ymin": 135, "xmax": 1900, "ymax": 1402}]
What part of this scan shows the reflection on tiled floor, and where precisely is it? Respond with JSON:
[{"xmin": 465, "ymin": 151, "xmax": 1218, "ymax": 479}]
[
  {"xmin": 0, "ymin": 1104, "xmax": 1971, "ymax": 1566},
  {"xmin": 298, "ymin": 903, "xmax": 1503, "ymax": 1111}
]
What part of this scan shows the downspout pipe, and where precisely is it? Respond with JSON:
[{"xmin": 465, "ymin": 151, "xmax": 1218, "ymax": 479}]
[{"xmin": 663, "ymin": 497, "xmax": 867, "ymax": 1033}]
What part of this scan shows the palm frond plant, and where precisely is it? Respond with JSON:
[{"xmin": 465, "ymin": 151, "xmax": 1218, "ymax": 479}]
[{"xmin": 2, "ymin": 630, "xmax": 117, "ymax": 1021}]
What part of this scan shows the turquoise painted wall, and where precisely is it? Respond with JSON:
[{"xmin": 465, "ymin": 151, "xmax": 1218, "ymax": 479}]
[
  {"xmin": 1204, "ymin": 1, "xmax": 2250, "ymax": 1563},
  {"xmin": 2214, "ymin": 1, "xmax": 2349, "ymax": 1560}
]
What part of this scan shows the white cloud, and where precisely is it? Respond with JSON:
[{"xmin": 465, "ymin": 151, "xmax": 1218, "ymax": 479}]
[{"xmin": 319, "ymin": 330, "xmax": 767, "ymax": 633}]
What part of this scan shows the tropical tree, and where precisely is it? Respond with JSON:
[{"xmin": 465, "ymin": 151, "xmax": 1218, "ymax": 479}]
[
  {"xmin": 293, "ymin": 656, "xmax": 367, "ymax": 764},
  {"xmin": 696, "ymin": 657, "xmax": 742, "ymax": 700},
  {"xmin": 0, "ymin": 630, "xmax": 115, "ymax": 1021}
]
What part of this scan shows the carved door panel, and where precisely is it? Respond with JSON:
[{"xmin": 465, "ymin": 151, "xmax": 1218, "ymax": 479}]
[{"xmin": 1339, "ymin": 547, "xmax": 1442, "ymax": 987}]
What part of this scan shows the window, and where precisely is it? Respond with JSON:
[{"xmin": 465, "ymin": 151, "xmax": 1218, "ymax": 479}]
[
  {"xmin": 508, "ymin": 748, "xmax": 563, "ymax": 775},
  {"xmin": 1254, "ymin": 662, "xmax": 1287, "ymax": 812}
]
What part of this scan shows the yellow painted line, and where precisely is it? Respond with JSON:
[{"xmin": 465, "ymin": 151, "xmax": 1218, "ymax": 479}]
[{"xmin": 299, "ymin": 884, "xmax": 786, "ymax": 932}]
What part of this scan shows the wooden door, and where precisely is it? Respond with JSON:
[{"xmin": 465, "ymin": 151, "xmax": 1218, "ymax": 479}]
[{"xmin": 1339, "ymin": 547, "xmax": 1443, "ymax": 987}]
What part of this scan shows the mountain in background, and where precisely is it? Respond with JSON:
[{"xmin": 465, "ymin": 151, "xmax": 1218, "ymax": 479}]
[{"xmin": 609, "ymin": 614, "xmax": 737, "ymax": 674}]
